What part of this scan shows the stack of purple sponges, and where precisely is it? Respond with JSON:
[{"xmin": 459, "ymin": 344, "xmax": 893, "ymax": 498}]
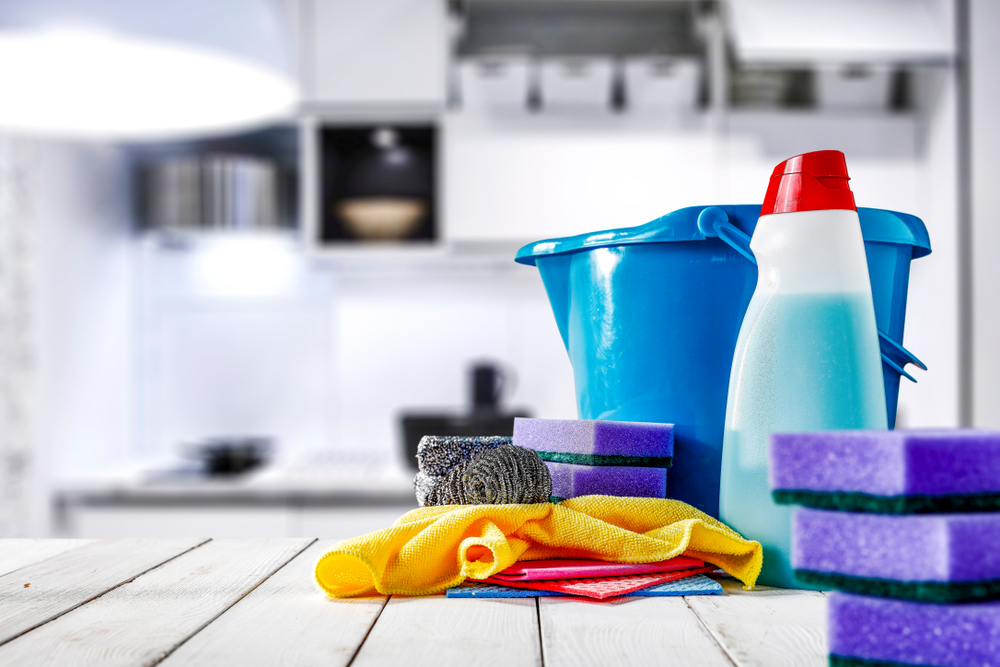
[
  {"xmin": 769, "ymin": 429, "xmax": 1000, "ymax": 667},
  {"xmin": 513, "ymin": 417, "xmax": 673, "ymax": 501}
]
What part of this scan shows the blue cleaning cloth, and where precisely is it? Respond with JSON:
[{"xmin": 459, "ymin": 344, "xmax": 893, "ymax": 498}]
[{"xmin": 445, "ymin": 573, "xmax": 722, "ymax": 598}]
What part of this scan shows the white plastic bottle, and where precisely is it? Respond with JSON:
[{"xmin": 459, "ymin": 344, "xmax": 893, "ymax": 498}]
[{"xmin": 719, "ymin": 150, "xmax": 887, "ymax": 588}]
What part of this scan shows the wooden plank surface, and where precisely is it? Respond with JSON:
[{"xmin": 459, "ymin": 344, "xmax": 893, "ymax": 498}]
[
  {"xmin": 0, "ymin": 539, "xmax": 95, "ymax": 577},
  {"xmin": 0, "ymin": 538, "xmax": 835, "ymax": 667},
  {"xmin": 352, "ymin": 596, "xmax": 542, "ymax": 667},
  {"xmin": 162, "ymin": 540, "xmax": 388, "ymax": 667},
  {"xmin": 0, "ymin": 538, "xmax": 207, "ymax": 645},
  {"xmin": 686, "ymin": 579, "xmax": 828, "ymax": 667},
  {"xmin": 539, "ymin": 596, "xmax": 734, "ymax": 667},
  {"xmin": 0, "ymin": 538, "xmax": 312, "ymax": 667}
]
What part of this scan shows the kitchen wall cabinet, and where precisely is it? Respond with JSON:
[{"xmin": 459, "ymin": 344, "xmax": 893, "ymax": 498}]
[
  {"xmin": 442, "ymin": 114, "xmax": 717, "ymax": 244},
  {"xmin": 302, "ymin": 0, "xmax": 447, "ymax": 109},
  {"xmin": 726, "ymin": 0, "xmax": 952, "ymax": 64},
  {"xmin": 442, "ymin": 111, "xmax": 928, "ymax": 245}
]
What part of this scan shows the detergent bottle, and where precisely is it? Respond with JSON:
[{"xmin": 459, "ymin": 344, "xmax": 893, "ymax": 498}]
[{"xmin": 719, "ymin": 150, "xmax": 887, "ymax": 588}]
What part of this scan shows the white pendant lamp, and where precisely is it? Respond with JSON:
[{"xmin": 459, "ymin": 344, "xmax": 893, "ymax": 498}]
[{"xmin": 0, "ymin": 0, "xmax": 298, "ymax": 139}]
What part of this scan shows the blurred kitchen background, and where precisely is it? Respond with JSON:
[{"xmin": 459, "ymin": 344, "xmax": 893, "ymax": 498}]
[{"xmin": 0, "ymin": 0, "xmax": 995, "ymax": 539}]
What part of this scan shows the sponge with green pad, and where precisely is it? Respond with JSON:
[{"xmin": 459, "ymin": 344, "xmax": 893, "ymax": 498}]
[
  {"xmin": 513, "ymin": 417, "xmax": 673, "ymax": 468},
  {"xmin": 792, "ymin": 507, "xmax": 1000, "ymax": 602},
  {"xmin": 769, "ymin": 429, "xmax": 1000, "ymax": 514},
  {"xmin": 828, "ymin": 592, "xmax": 1000, "ymax": 667}
]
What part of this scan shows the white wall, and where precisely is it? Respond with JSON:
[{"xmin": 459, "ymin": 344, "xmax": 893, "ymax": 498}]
[
  {"xmin": 137, "ymin": 246, "xmax": 578, "ymax": 467},
  {"xmin": 330, "ymin": 266, "xmax": 576, "ymax": 466},
  {"xmin": 901, "ymin": 66, "xmax": 961, "ymax": 428},
  {"xmin": 33, "ymin": 141, "xmax": 134, "ymax": 534},
  {"xmin": 137, "ymin": 235, "xmax": 337, "ymax": 461},
  {"xmin": 971, "ymin": 0, "xmax": 1000, "ymax": 426}
]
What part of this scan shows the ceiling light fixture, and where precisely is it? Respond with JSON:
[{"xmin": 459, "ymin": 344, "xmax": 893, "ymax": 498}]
[{"xmin": 0, "ymin": 0, "xmax": 298, "ymax": 139}]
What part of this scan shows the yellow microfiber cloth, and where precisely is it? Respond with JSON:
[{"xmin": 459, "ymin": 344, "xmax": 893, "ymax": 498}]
[{"xmin": 315, "ymin": 495, "xmax": 762, "ymax": 598}]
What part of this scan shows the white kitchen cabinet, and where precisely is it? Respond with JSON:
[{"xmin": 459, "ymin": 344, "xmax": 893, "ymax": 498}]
[
  {"xmin": 726, "ymin": 0, "xmax": 953, "ymax": 65},
  {"xmin": 304, "ymin": 0, "xmax": 447, "ymax": 108},
  {"xmin": 442, "ymin": 113, "xmax": 719, "ymax": 244},
  {"xmin": 442, "ymin": 111, "xmax": 926, "ymax": 245}
]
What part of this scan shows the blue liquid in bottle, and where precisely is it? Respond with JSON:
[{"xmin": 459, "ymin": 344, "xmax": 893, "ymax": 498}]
[{"xmin": 720, "ymin": 292, "xmax": 887, "ymax": 588}]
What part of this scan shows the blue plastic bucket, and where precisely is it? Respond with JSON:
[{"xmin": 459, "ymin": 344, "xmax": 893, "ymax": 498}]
[{"xmin": 515, "ymin": 205, "xmax": 931, "ymax": 518}]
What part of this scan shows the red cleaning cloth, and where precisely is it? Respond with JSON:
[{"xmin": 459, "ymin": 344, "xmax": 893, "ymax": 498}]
[
  {"xmin": 483, "ymin": 565, "xmax": 716, "ymax": 600},
  {"xmin": 490, "ymin": 555, "xmax": 705, "ymax": 582}
]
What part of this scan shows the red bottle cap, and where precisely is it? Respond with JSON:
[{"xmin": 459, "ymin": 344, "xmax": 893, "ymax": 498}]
[{"xmin": 761, "ymin": 150, "xmax": 857, "ymax": 214}]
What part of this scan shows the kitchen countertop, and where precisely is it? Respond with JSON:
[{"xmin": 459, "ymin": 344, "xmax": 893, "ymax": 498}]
[
  {"xmin": 52, "ymin": 462, "xmax": 418, "ymax": 507},
  {"xmin": 0, "ymin": 538, "xmax": 829, "ymax": 666}
]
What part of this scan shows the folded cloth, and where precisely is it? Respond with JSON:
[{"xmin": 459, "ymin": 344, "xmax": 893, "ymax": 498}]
[
  {"xmin": 414, "ymin": 435, "xmax": 511, "ymax": 506},
  {"xmin": 484, "ymin": 566, "xmax": 717, "ymax": 599},
  {"xmin": 447, "ymin": 573, "xmax": 723, "ymax": 598},
  {"xmin": 314, "ymin": 495, "xmax": 763, "ymax": 598},
  {"xmin": 491, "ymin": 555, "xmax": 705, "ymax": 581},
  {"xmin": 424, "ymin": 444, "xmax": 552, "ymax": 506}
]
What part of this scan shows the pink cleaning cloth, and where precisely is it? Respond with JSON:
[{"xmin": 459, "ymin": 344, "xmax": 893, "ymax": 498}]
[
  {"xmin": 484, "ymin": 566, "xmax": 716, "ymax": 599},
  {"xmin": 491, "ymin": 555, "xmax": 705, "ymax": 582}
]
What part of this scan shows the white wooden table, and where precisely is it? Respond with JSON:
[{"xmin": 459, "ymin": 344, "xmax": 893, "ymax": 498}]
[{"xmin": 0, "ymin": 539, "xmax": 829, "ymax": 666}]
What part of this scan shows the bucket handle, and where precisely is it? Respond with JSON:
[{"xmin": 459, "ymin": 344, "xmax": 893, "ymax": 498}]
[{"xmin": 697, "ymin": 206, "xmax": 926, "ymax": 381}]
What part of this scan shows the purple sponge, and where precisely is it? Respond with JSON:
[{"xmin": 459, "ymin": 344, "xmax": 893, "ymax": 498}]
[
  {"xmin": 513, "ymin": 418, "xmax": 673, "ymax": 467},
  {"xmin": 828, "ymin": 592, "xmax": 1000, "ymax": 667},
  {"xmin": 547, "ymin": 461, "xmax": 666, "ymax": 500},
  {"xmin": 792, "ymin": 507, "xmax": 1000, "ymax": 602},
  {"xmin": 769, "ymin": 429, "xmax": 1000, "ymax": 513}
]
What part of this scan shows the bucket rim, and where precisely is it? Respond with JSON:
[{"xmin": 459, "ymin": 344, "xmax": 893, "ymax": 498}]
[{"xmin": 514, "ymin": 204, "xmax": 932, "ymax": 266}]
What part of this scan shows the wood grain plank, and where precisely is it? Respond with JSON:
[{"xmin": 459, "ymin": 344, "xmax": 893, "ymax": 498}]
[
  {"xmin": 352, "ymin": 596, "xmax": 542, "ymax": 667},
  {"xmin": 161, "ymin": 540, "xmax": 387, "ymax": 667},
  {"xmin": 686, "ymin": 579, "xmax": 828, "ymax": 667},
  {"xmin": 0, "ymin": 539, "xmax": 96, "ymax": 577},
  {"xmin": 0, "ymin": 538, "xmax": 207, "ymax": 645},
  {"xmin": 0, "ymin": 538, "xmax": 311, "ymax": 667},
  {"xmin": 539, "ymin": 596, "xmax": 734, "ymax": 667}
]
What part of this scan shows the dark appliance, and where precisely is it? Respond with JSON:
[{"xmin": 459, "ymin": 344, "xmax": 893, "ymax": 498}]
[
  {"xmin": 401, "ymin": 362, "xmax": 530, "ymax": 470},
  {"xmin": 187, "ymin": 437, "xmax": 274, "ymax": 476}
]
